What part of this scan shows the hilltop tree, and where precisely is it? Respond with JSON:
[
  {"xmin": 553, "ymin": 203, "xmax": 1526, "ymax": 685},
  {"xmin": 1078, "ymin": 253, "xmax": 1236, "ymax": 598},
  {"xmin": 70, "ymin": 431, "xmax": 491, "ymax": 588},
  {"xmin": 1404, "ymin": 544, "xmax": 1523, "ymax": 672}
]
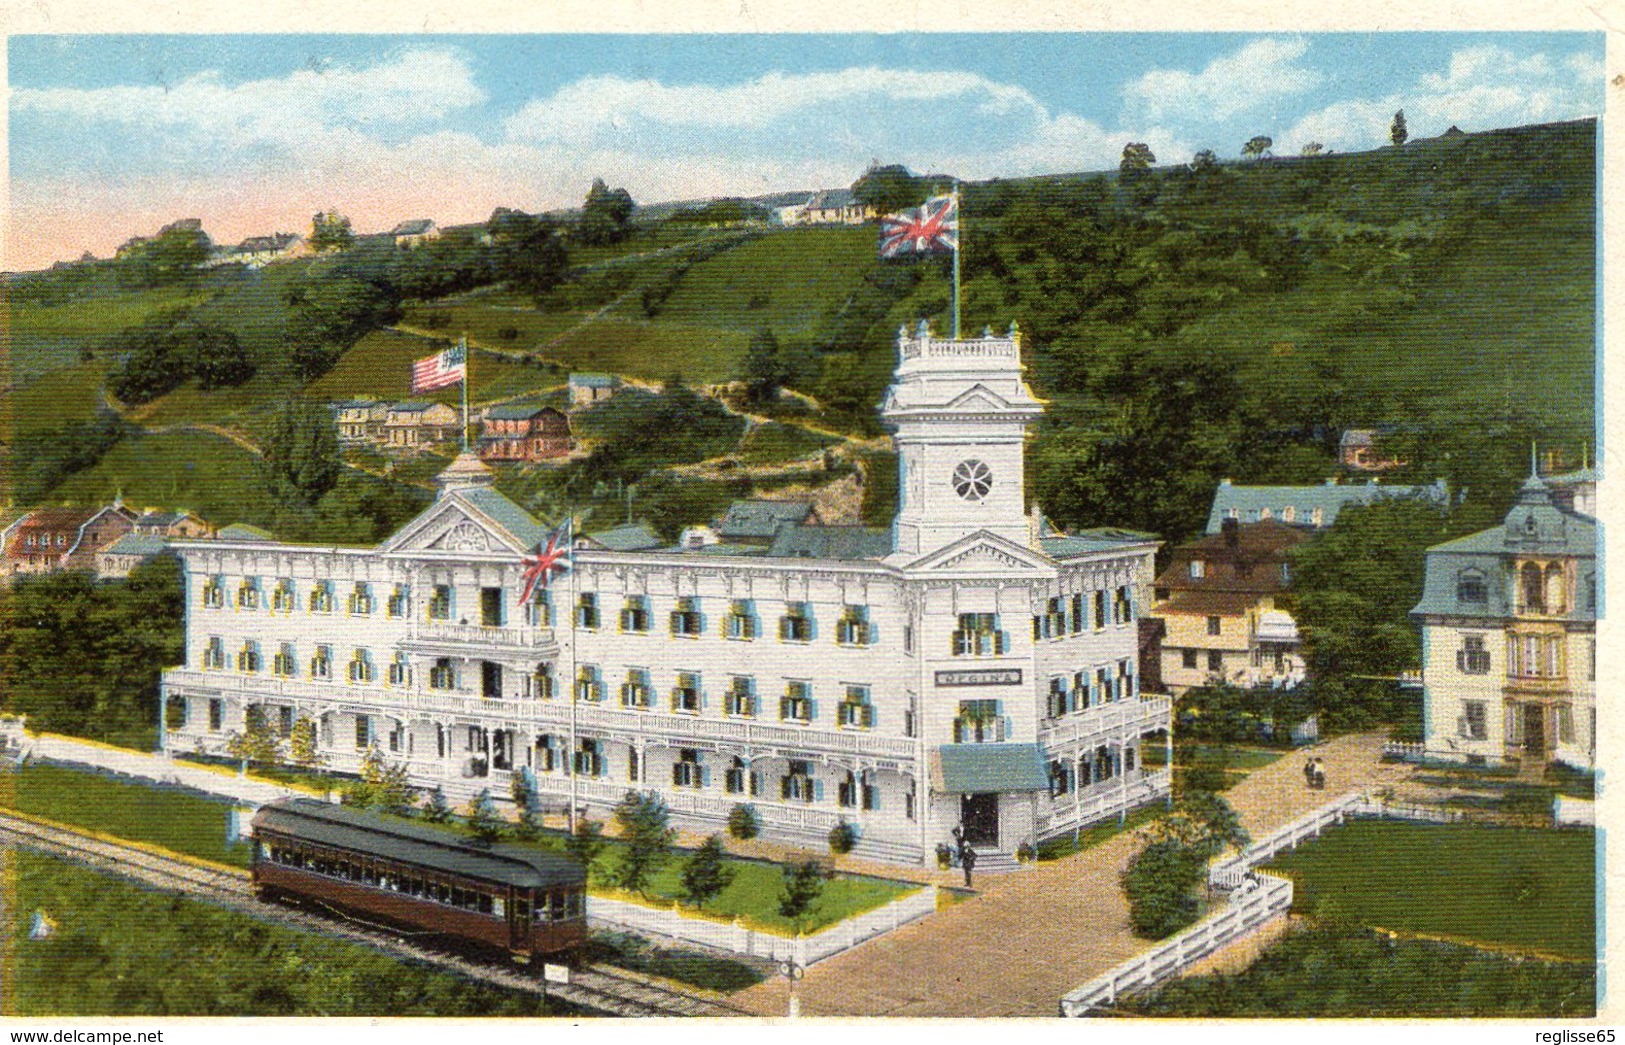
[
  {"xmin": 1120, "ymin": 142, "xmax": 1156, "ymax": 171},
  {"xmin": 1300, "ymin": 142, "xmax": 1324, "ymax": 157},
  {"xmin": 487, "ymin": 209, "xmax": 570, "ymax": 304},
  {"xmin": 1242, "ymin": 135, "xmax": 1274, "ymax": 161},
  {"xmin": 679, "ymin": 835, "xmax": 736, "ymax": 909},
  {"xmin": 1390, "ymin": 109, "xmax": 1409, "ymax": 147},
  {"xmin": 309, "ymin": 211, "xmax": 354, "ymax": 253},
  {"xmin": 261, "ymin": 398, "xmax": 342, "ymax": 507},
  {"xmin": 852, "ymin": 163, "xmax": 927, "ymax": 215},
  {"xmin": 578, "ymin": 179, "xmax": 636, "ymax": 246},
  {"xmin": 116, "ymin": 220, "xmax": 211, "ymax": 287},
  {"xmin": 1190, "ymin": 149, "xmax": 1220, "ymax": 172}
]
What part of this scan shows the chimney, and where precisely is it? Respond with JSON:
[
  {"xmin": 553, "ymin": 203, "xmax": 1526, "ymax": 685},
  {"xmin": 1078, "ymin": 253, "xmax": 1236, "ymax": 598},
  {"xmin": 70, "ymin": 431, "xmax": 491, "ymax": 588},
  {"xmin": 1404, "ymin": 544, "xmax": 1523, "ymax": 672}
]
[{"xmin": 1222, "ymin": 516, "xmax": 1240, "ymax": 548}]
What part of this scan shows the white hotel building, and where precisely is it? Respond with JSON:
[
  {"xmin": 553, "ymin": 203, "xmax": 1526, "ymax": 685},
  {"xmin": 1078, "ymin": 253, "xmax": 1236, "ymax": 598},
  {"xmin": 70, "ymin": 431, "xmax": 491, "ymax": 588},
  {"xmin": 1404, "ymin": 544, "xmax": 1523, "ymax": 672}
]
[{"xmin": 161, "ymin": 324, "xmax": 1172, "ymax": 865}]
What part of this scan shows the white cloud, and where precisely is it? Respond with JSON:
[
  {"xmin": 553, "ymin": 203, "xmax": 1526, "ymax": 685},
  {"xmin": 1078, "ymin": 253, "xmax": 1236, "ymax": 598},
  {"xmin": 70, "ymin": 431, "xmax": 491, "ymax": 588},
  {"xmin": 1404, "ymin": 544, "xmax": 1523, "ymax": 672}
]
[
  {"xmin": 1281, "ymin": 44, "xmax": 1602, "ymax": 155},
  {"xmin": 13, "ymin": 48, "xmax": 484, "ymax": 149},
  {"xmin": 1122, "ymin": 37, "xmax": 1323, "ymax": 123}
]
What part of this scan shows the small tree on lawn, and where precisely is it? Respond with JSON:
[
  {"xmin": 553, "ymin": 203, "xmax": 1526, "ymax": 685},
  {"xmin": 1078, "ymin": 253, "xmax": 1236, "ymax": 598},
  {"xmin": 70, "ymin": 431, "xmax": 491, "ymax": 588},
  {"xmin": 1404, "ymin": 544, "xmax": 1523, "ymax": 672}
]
[
  {"xmin": 423, "ymin": 785, "xmax": 452, "ymax": 823},
  {"xmin": 378, "ymin": 762, "xmax": 418, "ymax": 817},
  {"xmin": 510, "ymin": 769, "xmax": 543, "ymax": 840},
  {"xmin": 612, "ymin": 791, "xmax": 674, "ymax": 896},
  {"xmin": 288, "ymin": 716, "xmax": 320, "ymax": 771},
  {"xmin": 679, "ymin": 835, "xmax": 736, "ymax": 909},
  {"xmin": 727, "ymin": 803, "xmax": 760, "ymax": 840},
  {"xmin": 342, "ymin": 747, "xmax": 387, "ymax": 808},
  {"xmin": 565, "ymin": 818, "xmax": 607, "ymax": 875},
  {"xmin": 1390, "ymin": 109, "xmax": 1408, "ymax": 147},
  {"xmin": 778, "ymin": 856, "xmax": 832, "ymax": 934},
  {"xmin": 225, "ymin": 706, "xmax": 280, "ymax": 767},
  {"xmin": 466, "ymin": 788, "xmax": 503, "ymax": 846}
]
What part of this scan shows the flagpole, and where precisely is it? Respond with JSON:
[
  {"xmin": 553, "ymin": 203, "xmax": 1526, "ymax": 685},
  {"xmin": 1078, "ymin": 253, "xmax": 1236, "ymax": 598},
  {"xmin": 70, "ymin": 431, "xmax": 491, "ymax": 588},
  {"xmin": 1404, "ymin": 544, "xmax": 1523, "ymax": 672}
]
[
  {"xmin": 460, "ymin": 334, "xmax": 470, "ymax": 452},
  {"xmin": 952, "ymin": 183, "xmax": 962, "ymax": 340},
  {"xmin": 567, "ymin": 514, "xmax": 578, "ymax": 836}
]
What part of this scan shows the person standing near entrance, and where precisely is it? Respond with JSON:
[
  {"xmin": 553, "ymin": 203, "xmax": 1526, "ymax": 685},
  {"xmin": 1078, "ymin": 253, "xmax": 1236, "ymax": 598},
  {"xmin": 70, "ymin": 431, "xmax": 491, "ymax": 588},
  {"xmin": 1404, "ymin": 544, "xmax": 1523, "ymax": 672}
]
[{"xmin": 960, "ymin": 843, "xmax": 977, "ymax": 887}]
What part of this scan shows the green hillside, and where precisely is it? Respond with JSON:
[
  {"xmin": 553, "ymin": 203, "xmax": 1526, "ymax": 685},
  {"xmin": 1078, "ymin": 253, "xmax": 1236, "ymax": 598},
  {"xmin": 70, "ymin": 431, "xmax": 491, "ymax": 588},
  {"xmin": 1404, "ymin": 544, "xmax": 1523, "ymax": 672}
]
[{"xmin": 1, "ymin": 119, "xmax": 1596, "ymax": 548}]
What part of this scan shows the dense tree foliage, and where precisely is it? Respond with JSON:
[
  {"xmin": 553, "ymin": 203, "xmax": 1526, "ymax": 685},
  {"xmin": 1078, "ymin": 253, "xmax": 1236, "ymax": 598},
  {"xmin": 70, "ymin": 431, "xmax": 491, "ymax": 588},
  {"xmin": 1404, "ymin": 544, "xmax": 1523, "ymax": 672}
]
[
  {"xmin": 851, "ymin": 163, "xmax": 933, "ymax": 214},
  {"xmin": 309, "ymin": 211, "xmax": 355, "ymax": 253},
  {"xmin": 777, "ymin": 856, "xmax": 832, "ymax": 930},
  {"xmin": 578, "ymin": 179, "xmax": 636, "ymax": 245},
  {"xmin": 679, "ymin": 835, "xmax": 737, "ymax": 908},
  {"xmin": 10, "ymin": 411, "xmax": 134, "ymax": 507},
  {"xmin": 114, "ymin": 222, "xmax": 211, "ymax": 288},
  {"xmin": 259, "ymin": 398, "xmax": 342, "ymax": 507},
  {"xmin": 107, "ymin": 308, "xmax": 255, "ymax": 404},
  {"xmin": 0, "ymin": 556, "xmax": 183, "ymax": 743},
  {"xmin": 613, "ymin": 791, "xmax": 675, "ymax": 896}
]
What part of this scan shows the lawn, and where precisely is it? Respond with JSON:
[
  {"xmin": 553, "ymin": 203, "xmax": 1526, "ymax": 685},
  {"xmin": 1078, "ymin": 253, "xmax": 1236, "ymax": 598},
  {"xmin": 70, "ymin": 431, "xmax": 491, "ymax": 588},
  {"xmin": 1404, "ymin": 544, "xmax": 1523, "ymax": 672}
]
[
  {"xmin": 1, "ymin": 762, "xmax": 252, "ymax": 868},
  {"xmin": 735, "ymin": 421, "xmax": 840, "ymax": 465},
  {"xmin": 46, "ymin": 429, "xmax": 284, "ymax": 529},
  {"xmin": 6, "ymin": 851, "xmax": 568, "ymax": 1016},
  {"xmin": 1036, "ymin": 801, "xmax": 1168, "ymax": 861},
  {"xmin": 1120, "ymin": 923, "xmax": 1594, "ymax": 1018},
  {"xmin": 305, "ymin": 327, "xmax": 556, "ymax": 405},
  {"xmin": 537, "ymin": 318, "xmax": 750, "ymax": 385},
  {"xmin": 1265, "ymin": 820, "xmax": 1595, "ymax": 961},
  {"xmin": 651, "ymin": 226, "xmax": 881, "ymax": 339}
]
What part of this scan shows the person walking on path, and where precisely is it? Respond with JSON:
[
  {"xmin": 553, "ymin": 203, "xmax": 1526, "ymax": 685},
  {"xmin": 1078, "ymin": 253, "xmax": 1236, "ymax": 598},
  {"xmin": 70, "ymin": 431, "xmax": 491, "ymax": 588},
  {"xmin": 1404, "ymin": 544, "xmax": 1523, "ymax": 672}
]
[
  {"xmin": 1310, "ymin": 758, "xmax": 1326, "ymax": 790},
  {"xmin": 960, "ymin": 843, "xmax": 977, "ymax": 888},
  {"xmin": 1304, "ymin": 757, "xmax": 1316, "ymax": 789}
]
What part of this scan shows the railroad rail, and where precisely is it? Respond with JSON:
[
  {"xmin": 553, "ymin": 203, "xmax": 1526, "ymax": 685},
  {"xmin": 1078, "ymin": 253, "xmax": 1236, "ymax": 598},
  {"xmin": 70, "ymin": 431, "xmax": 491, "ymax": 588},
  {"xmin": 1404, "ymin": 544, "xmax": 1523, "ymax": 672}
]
[{"xmin": 0, "ymin": 812, "xmax": 745, "ymax": 1018}]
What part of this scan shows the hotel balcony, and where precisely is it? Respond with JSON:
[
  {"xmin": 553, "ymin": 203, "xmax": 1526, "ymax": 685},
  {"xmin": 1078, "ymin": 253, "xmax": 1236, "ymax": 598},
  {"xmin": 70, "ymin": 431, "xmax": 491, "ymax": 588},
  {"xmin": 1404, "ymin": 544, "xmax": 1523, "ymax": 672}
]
[
  {"xmin": 398, "ymin": 620, "xmax": 560, "ymax": 657},
  {"xmin": 1036, "ymin": 767, "xmax": 1172, "ymax": 837},
  {"xmin": 1038, "ymin": 695, "xmax": 1172, "ymax": 751}
]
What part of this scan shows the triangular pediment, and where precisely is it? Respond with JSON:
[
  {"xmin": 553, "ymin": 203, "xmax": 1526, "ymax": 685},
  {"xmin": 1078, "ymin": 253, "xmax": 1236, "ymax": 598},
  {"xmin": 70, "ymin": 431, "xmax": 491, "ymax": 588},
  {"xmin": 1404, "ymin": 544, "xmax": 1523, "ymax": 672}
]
[
  {"xmin": 898, "ymin": 529, "xmax": 1055, "ymax": 575},
  {"xmin": 379, "ymin": 497, "xmax": 525, "ymax": 556},
  {"xmin": 943, "ymin": 383, "xmax": 1015, "ymax": 412}
]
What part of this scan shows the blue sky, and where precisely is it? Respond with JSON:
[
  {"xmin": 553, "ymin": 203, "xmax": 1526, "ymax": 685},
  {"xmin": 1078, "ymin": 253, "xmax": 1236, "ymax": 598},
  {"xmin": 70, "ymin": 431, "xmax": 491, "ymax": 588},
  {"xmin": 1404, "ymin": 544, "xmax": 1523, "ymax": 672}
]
[{"xmin": 8, "ymin": 32, "xmax": 1604, "ymax": 269}]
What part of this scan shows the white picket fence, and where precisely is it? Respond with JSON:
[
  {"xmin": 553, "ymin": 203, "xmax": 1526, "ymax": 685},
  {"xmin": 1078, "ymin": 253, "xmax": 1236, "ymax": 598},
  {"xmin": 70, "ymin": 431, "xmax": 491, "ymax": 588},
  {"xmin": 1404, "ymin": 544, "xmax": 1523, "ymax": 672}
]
[
  {"xmin": 1207, "ymin": 790, "xmax": 1370, "ymax": 889},
  {"xmin": 1059, "ymin": 871, "xmax": 1294, "ymax": 1016},
  {"xmin": 589, "ymin": 884, "xmax": 937, "ymax": 967}
]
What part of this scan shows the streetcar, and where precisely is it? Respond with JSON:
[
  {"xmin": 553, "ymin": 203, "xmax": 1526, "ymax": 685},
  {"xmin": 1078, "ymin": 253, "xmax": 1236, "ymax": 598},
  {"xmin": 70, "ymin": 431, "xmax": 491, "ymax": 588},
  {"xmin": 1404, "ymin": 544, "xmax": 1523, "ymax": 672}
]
[{"xmin": 250, "ymin": 798, "xmax": 587, "ymax": 963}]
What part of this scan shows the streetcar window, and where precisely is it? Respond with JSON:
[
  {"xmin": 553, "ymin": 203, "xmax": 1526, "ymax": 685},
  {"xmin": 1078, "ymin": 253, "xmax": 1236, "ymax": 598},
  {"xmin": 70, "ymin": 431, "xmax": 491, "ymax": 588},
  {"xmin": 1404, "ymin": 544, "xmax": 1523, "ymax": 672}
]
[{"xmin": 566, "ymin": 891, "xmax": 584, "ymax": 919}]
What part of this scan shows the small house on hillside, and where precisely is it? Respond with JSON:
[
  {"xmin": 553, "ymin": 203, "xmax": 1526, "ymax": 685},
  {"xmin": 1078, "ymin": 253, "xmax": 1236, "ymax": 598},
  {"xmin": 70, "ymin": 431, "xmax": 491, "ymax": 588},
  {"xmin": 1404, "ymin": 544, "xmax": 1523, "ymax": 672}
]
[
  {"xmin": 384, "ymin": 402, "xmax": 460, "ymax": 448},
  {"xmin": 133, "ymin": 510, "xmax": 213, "ymax": 539},
  {"xmin": 478, "ymin": 405, "xmax": 571, "ymax": 463},
  {"xmin": 391, "ymin": 219, "xmax": 440, "ymax": 249},
  {"xmin": 1205, "ymin": 477, "xmax": 1451, "ymax": 535},
  {"xmin": 568, "ymin": 373, "xmax": 621, "ymax": 407},
  {"xmin": 333, "ymin": 400, "xmax": 391, "ymax": 444},
  {"xmin": 776, "ymin": 190, "xmax": 876, "ymax": 226},
  {"xmin": 234, "ymin": 233, "xmax": 306, "ymax": 268},
  {"xmin": 1338, "ymin": 428, "xmax": 1406, "ymax": 472},
  {"xmin": 4, "ymin": 503, "xmax": 137, "ymax": 577}
]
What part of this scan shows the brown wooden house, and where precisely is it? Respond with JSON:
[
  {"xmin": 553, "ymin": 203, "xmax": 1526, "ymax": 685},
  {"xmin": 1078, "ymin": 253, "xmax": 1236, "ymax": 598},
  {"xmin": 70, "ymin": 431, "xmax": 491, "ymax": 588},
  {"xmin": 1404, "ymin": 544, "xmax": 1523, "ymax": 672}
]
[{"xmin": 477, "ymin": 405, "xmax": 571, "ymax": 463}]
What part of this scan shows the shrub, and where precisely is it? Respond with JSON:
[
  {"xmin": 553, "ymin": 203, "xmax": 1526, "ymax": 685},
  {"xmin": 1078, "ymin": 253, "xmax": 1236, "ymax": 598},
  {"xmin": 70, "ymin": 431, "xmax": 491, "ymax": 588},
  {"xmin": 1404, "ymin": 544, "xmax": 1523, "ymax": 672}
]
[
  {"xmin": 498, "ymin": 326, "xmax": 519, "ymax": 341},
  {"xmin": 935, "ymin": 843, "xmax": 954, "ymax": 870},
  {"xmin": 423, "ymin": 311, "xmax": 450, "ymax": 330},
  {"xmin": 612, "ymin": 791, "xmax": 675, "ymax": 895},
  {"xmin": 727, "ymin": 803, "xmax": 760, "ymax": 840},
  {"xmin": 1121, "ymin": 837, "xmax": 1204, "ymax": 939},
  {"xmin": 1502, "ymin": 784, "xmax": 1555, "ymax": 817},
  {"xmin": 1015, "ymin": 843, "xmax": 1035, "ymax": 863},
  {"xmin": 465, "ymin": 789, "xmax": 503, "ymax": 845},
  {"xmin": 828, "ymin": 819, "xmax": 858, "ymax": 855},
  {"xmin": 679, "ymin": 835, "xmax": 736, "ymax": 909},
  {"xmin": 422, "ymin": 785, "xmax": 452, "ymax": 823},
  {"xmin": 778, "ymin": 856, "xmax": 832, "ymax": 931}
]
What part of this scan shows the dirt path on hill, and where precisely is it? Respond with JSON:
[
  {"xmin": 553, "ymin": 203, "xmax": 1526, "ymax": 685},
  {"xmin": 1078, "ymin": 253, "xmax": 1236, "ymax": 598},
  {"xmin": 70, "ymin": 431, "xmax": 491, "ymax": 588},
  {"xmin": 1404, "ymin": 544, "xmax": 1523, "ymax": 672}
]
[{"xmin": 730, "ymin": 731, "xmax": 1415, "ymax": 1018}]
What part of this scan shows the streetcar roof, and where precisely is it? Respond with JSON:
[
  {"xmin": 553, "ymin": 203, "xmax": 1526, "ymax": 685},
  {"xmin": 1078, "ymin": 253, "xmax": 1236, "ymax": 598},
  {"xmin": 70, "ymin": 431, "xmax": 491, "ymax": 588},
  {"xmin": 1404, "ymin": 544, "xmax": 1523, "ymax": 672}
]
[{"xmin": 252, "ymin": 798, "xmax": 585, "ymax": 890}]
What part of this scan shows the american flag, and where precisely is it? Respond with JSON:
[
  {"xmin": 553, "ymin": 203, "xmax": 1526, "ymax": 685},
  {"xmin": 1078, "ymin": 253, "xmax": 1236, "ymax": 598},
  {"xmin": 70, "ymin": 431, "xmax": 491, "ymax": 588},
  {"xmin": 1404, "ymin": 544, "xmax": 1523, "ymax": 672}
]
[
  {"xmin": 518, "ymin": 518, "xmax": 573, "ymax": 605},
  {"xmin": 411, "ymin": 344, "xmax": 466, "ymax": 393},
  {"xmin": 879, "ymin": 195, "xmax": 958, "ymax": 258}
]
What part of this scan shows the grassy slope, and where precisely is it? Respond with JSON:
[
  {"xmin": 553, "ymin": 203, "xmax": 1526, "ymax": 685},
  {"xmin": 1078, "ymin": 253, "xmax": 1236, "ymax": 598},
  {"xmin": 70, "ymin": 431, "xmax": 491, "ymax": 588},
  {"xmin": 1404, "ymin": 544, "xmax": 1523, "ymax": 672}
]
[
  {"xmin": 7, "ymin": 851, "xmax": 559, "ymax": 1016},
  {"xmin": 4, "ymin": 762, "xmax": 251, "ymax": 867},
  {"xmin": 46, "ymin": 430, "xmax": 282, "ymax": 526},
  {"xmin": 1265, "ymin": 820, "xmax": 1595, "ymax": 960},
  {"xmin": 304, "ymin": 327, "xmax": 556, "ymax": 406}
]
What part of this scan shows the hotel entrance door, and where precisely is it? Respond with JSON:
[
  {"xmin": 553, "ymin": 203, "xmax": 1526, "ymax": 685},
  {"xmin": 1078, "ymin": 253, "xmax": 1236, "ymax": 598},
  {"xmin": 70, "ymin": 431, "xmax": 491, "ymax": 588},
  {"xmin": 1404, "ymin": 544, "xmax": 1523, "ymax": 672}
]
[{"xmin": 960, "ymin": 793, "xmax": 999, "ymax": 848}]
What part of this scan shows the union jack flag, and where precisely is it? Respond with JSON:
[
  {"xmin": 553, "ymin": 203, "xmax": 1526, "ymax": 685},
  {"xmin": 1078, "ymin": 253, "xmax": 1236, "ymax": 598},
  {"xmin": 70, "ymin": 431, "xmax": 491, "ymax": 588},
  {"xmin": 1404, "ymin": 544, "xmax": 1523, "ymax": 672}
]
[
  {"xmin": 879, "ymin": 195, "xmax": 958, "ymax": 258},
  {"xmin": 411, "ymin": 343, "xmax": 466, "ymax": 393},
  {"xmin": 518, "ymin": 518, "xmax": 573, "ymax": 605}
]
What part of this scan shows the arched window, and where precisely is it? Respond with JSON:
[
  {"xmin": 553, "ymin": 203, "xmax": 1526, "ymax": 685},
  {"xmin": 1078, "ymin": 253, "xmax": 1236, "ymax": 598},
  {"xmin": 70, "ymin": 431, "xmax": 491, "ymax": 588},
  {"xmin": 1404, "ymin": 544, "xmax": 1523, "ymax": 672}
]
[
  {"xmin": 1545, "ymin": 564, "xmax": 1566, "ymax": 615},
  {"xmin": 1520, "ymin": 562, "xmax": 1545, "ymax": 614},
  {"xmin": 1456, "ymin": 569, "xmax": 1488, "ymax": 604}
]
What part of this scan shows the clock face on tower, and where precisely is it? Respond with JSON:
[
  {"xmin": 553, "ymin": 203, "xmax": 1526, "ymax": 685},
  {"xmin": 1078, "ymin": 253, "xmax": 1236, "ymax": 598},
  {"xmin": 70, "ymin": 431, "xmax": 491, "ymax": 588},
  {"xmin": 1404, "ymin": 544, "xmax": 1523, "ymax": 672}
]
[{"xmin": 952, "ymin": 459, "xmax": 993, "ymax": 502}]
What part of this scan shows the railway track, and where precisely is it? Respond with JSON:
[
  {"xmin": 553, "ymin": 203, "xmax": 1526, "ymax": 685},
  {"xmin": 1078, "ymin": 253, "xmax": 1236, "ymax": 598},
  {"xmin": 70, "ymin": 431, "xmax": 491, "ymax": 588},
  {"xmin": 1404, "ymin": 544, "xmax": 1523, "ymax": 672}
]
[{"xmin": 0, "ymin": 813, "xmax": 747, "ymax": 1017}]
